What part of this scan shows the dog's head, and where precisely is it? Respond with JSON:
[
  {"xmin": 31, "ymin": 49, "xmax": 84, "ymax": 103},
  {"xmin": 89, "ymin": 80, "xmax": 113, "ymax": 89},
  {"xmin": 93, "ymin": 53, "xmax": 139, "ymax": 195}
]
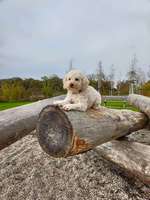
[{"xmin": 63, "ymin": 70, "xmax": 89, "ymax": 93}]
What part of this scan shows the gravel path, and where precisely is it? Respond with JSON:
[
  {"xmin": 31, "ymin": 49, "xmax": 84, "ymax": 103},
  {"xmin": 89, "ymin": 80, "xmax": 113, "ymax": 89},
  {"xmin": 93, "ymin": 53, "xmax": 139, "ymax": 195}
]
[{"xmin": 0, "ymin": 132, "xmax": 150, "ymax": 200}]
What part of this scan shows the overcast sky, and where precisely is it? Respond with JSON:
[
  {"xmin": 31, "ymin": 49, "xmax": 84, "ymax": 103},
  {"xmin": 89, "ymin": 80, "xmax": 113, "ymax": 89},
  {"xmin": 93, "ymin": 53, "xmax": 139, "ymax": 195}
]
[{"xmin": 0, "ymin": 0, "xmax": 150, "ymax": 80}]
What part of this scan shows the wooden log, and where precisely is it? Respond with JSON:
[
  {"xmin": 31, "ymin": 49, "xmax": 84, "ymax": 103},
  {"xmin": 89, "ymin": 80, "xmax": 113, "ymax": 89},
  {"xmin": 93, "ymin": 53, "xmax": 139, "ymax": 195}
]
[
  {"xmin": 0, "ymin": 95, "xmax": 64, "ymax": 150},
  {"xmin": 36, "ymin": 105, "xmax": 148, "ymax": 158},
  {"xmin": 128, "ymin": 94, "xmax": 150, "ymax": 119},
  {"xmin": 96, "ymin": 140, "xmax": 150, "ymax": 184}
]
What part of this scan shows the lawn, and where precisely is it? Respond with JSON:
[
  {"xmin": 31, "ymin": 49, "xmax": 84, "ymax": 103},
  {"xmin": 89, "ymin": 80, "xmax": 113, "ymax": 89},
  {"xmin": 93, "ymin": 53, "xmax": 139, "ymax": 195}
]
[
  {"xmin": 0, "ymin": 101, "xmax": 32, "ymax": 111},
  {"xmin": 0, "ymin": 100, "xmax": 138, "ymax": 111},
  {"xmin": 101, "ymin": 100, "xmax": 138, "ymax": 111}
]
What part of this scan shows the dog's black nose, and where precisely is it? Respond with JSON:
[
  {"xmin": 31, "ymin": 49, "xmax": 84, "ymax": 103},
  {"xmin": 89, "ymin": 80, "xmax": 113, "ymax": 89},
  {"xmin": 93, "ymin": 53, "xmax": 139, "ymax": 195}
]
[{"xmin": 70, "ymin": 83, "xmax": 74, "ymax": 87}]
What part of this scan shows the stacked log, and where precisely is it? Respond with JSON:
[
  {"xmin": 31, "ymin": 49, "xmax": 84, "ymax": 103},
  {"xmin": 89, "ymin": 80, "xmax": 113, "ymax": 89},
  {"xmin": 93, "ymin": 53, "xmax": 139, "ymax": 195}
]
[
  {"xmin": 96, "ymin": 140, "xmax": 150, "ymax": 184},
  {"xmin": 0, "ymin": 95, "xmax": 64, "ymax": 150},
  {"xmin": 36, "ymin": 94, "xmax": 150, "ymax": 184},
  {"xmin": 128, "ymin": 94, "xmax": 150, "ymax": 119},
  {"xmin": 36, "ymin": 105, "xmax": 148, "ymax": 157},
  {"xmin": 0, "ymin": 94, "xmax": 150, "ymax": 184}
]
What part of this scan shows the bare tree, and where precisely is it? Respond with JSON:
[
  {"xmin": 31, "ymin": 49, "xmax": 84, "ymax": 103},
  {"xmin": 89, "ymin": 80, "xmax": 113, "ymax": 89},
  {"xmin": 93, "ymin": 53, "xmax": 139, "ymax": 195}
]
[
  {"xmin": 117, "ymin": 71, "xmax": 123, "ymax": 96},
  {"xmin": 108, "ymin": 65, "xmax": 115, "ymax": 96},
  {"xmin": 127, "ymin": 54, "xmax": 138, "ymax": 94},
  {"xmin": 87, "ymin": 73, "xmax": 97, "ymax": 81},
  {"xmin": 127, "ymin": 54, "xmax": 138, "ymax": 81},
  {"xmin": 136, "ymin": 67, "xmax": 146, "ymax": 85},
  {"xmin": 148, "ymin": 65, "xmax": 150, "ymax": 79},
  {"xmin": 67, "ymin": 59, "xmax": 74, "ymax": 72},
  {"xmin": 96, "ymin": 61, "xmax": 105, "ymax": 93}
]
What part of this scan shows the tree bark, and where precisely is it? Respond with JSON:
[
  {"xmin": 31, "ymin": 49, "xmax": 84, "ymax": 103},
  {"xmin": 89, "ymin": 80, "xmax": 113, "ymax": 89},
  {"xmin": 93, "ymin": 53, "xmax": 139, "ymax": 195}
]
[
  {"xmin": 0, "ymin": 96, "xmax": 64, "ymax": 150},
  {"xmin": 96, "ymin": 140, "xmax": 150, "ymax": 184},
  {"xmin": 128, "ymin": 94, "xmax": 150, "ymax": 119},
  {"xmin": 36, "ymin": 105, "xmax": 148, "ymax": 158}
]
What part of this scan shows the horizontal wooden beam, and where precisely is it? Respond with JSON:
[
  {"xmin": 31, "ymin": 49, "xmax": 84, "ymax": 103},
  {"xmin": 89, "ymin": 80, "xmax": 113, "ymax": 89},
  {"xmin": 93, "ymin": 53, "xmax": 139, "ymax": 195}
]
[
  {"xmin": 36, "ymin": 105, "xmax": 148, "ymax": 158},
  {"xmin": 96, "ymin": 140, "xmax": 150, "ymax": 184},
  {"xmin": 102, "ymin": 95, "xmax": 128, "ymax": 101},
  {"xmin": 128, "ymin": 94, "xmax": 150, "ymax": 119},
  {"xmin": 0, "ymin": 96, "xmax": 64, "ymax": 150}
]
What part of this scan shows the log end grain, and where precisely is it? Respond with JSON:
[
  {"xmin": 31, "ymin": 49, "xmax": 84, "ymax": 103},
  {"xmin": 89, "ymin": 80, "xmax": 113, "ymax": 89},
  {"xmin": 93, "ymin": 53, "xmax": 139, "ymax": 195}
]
[{"xmin": 36, "ymin": 105, "xmax": 73, "ymax": 157}]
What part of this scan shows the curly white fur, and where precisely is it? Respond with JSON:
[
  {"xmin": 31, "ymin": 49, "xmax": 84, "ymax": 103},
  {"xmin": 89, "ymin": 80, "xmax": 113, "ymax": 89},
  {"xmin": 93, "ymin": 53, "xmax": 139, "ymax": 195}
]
[{"xmin": 53, "ymin": 70, "xmax": 101, "ymax": 111}]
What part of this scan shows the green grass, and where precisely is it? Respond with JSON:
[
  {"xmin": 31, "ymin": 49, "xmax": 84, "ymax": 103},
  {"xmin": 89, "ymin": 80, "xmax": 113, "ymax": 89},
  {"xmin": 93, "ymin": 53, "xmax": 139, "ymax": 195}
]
[
  {"xmin": 0, "ymin": 100, "xmax": 138, "ymax": 111},
  {"xmin": 102, "ymin": 100, "xmax": 138, "ymax": 111},
  {"xmin": 0, "ymin": 101, "xmax": 32, "ymax": 111}
]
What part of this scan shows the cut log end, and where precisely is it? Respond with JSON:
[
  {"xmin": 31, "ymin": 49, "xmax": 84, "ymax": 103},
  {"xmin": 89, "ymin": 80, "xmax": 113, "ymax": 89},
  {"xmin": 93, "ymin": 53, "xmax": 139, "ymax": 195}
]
[{"xmin": 36, "ymin": 105, "xmax": 73, "ymax": 157}]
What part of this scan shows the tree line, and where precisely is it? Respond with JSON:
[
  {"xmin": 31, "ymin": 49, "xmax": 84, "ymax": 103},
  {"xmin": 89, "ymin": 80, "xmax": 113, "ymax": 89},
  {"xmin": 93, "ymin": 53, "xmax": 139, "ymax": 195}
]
[
  {"xmin": 0, "ymin": 55, "xmax": 150, "ymax": 101},
  {"xmin": 0, "ymin": 73, "xmax": 149, "ymax": 102},
  {"xmin": 0, "ymin": 76, "xmax": 65, "ymax": 102}
]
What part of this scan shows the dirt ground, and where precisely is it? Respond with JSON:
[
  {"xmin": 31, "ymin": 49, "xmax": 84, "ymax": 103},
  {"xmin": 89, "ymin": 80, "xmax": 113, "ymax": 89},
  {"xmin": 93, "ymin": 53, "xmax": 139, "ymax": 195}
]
[{"xmin": 0, "ymin": 130, "xmax": 150, "ymax": 200}]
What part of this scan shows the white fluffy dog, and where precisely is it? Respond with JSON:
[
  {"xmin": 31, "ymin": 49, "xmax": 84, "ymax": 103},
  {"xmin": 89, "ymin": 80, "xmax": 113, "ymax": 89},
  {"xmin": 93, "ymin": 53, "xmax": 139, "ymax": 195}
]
[{"xmin": 53, "ymin": 70, "xmax": 101, "ymax": 111}]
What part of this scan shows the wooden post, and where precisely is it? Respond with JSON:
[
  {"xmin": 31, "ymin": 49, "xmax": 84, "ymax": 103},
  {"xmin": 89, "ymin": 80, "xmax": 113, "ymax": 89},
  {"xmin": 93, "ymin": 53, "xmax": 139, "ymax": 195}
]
[
  {"xmin": 128, "ymin": 94, "xmax": 150, "ymax": 119},
  {"xmin": 0, "ymin": 96, "xmax": 65, "ymax": 150},
  {"xmin": 36, "ymin": 105, "xmax": 148, "ymax": 158}
]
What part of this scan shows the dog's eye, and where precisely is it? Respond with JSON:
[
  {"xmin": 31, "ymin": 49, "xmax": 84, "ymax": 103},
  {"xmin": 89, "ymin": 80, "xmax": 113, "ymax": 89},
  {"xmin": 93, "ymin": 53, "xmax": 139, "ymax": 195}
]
[
  {"xmin": 75, "ymin": 78, "xmax": 79, "ymax": 81},
  {"xmin": 68, "ymin": 78, "xmax": 71, "ymax": 80}
]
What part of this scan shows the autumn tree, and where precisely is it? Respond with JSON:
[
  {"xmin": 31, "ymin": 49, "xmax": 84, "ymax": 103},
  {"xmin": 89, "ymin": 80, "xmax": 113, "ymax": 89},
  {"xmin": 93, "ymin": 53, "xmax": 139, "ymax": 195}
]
[
  {"xmin": 41, "ymin": 75, "xmax": 64, "ymax": 98},
  {"xmin": 116, "ymin": 81, "xmax": 129, "ymax": 95},
  {"xmin": 1, "ymin": 81, "xmax": 26, "ymax": 101},
  {"xmin": 141, "ymin": 81, "xmax": 150, "ymax": 96}
]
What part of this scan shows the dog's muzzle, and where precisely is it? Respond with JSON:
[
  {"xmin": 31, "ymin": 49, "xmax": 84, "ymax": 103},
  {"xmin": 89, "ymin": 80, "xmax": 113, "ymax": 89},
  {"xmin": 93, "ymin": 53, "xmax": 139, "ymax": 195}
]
[{"xmin": 70, "ymin": 83, "xmax": 74, "ymax": 88}]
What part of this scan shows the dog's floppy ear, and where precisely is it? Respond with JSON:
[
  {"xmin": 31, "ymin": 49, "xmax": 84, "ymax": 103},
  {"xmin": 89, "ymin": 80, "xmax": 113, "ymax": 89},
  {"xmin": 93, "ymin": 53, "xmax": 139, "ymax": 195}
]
[
  {"xmin": 81, "ymin": 75, "xmax": 89, "ymax": 91},
  {"xmin": 63, "ymin": 75, "xmax": 68, "ymax": 89}
]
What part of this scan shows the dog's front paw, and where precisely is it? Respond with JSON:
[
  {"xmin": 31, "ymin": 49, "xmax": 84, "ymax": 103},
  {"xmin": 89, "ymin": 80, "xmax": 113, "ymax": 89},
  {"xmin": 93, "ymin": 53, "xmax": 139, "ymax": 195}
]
[
  {"xmin": 63, "ymin": 104, "xmax": 73, "ymax": 111},
  {"xmin": 53, "ymin": 100, "xmax": 63, "ymax": 106}
]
